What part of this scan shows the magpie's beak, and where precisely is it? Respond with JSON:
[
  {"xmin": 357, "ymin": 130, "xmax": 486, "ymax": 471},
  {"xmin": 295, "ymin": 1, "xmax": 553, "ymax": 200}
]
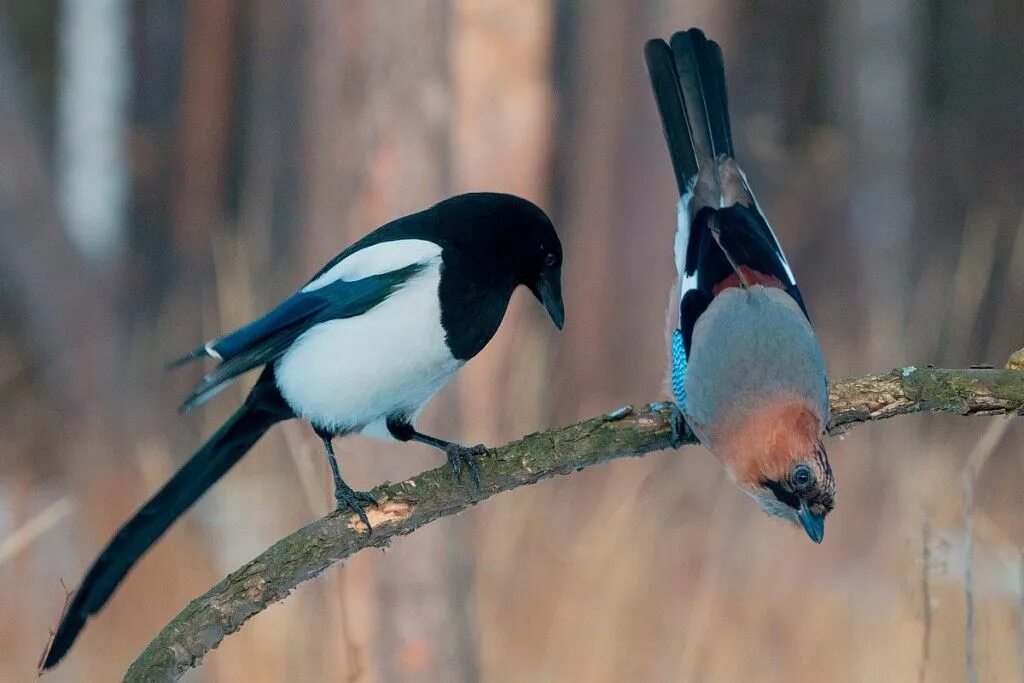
[
  {"xmin": 797, "ymin": 501, "xmax": 825, "ymax": 544},
  {"xmin": 531, "ymin": 267, "xmax": 565, "ymax": 330}
]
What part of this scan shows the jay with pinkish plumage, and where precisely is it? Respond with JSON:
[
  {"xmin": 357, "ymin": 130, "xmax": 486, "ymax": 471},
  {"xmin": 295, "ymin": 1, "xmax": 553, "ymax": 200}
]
[{"xmin": 645, "ymin": 29, "xmax": 835, "ymax": 543}]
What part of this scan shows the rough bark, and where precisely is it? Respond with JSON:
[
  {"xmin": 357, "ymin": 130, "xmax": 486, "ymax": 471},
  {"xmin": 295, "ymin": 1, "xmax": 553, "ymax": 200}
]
[{"xmin": 122, "ymin": 363, "xmax": 1024, "ymax": 681}]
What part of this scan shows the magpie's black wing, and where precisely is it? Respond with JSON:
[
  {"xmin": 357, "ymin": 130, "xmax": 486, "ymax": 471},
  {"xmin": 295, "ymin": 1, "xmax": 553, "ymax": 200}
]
[{"xmin": 174, "ymin": 263, "xmax": 426, "ymax": 412}]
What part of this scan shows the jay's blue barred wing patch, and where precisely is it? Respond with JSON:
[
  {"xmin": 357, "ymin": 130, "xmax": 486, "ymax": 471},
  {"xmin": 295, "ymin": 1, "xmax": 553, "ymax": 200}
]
[
  {"xmin": 671, "ymin": 328, "xmax": 687, "ymax": 407},
  {"xmin": 180, "ymin": 263, "xmax": 427, "ymax": 412}
]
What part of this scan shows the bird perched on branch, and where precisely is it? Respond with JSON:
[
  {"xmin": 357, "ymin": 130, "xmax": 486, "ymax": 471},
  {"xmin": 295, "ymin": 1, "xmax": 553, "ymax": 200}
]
[
  {"xmin": 42, "ymin": 192, "xmax": 565, "ymax": 669},
  {"xmin": 644, "ymin": 29, "xmax": 835, "ymax": 543}
]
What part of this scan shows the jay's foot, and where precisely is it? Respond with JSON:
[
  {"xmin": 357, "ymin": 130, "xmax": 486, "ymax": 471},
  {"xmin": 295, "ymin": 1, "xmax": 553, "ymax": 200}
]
[{"xmin": 668, "ymin": 402, "xmax": 694, "ymax": 449}]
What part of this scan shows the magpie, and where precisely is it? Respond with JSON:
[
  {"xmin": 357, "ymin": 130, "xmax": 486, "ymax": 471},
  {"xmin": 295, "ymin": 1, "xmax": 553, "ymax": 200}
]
[{"xmin": 42, "ymin": 192, "xmax": 565, "ymax": 669}]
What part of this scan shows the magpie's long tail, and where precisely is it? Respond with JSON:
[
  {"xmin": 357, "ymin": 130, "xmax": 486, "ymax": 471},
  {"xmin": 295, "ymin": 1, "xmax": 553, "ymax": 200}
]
[
  {"xmin": 42, "ymin": 374, "xmax": 289, "ymax": 669},
  {"xmin": 644, "ymin": 28, "xmax": 734, "ymax": 196}
]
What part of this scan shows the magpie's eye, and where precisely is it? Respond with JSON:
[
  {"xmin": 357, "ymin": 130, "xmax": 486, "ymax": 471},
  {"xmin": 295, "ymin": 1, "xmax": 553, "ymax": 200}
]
[
  {"xmin": 791, "ymin": 464, "xmax": 814, "ymax": 489},
  {"xmin": 544, "ymin": 252, "xmax": 557, "ymax": 267}
]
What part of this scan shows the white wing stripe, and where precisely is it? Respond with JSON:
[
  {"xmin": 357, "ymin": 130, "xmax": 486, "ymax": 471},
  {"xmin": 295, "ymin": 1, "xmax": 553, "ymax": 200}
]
[
  {"xmin": 204, "ymin": 341, "xmax": 223, "ymax": 360},
  {"xmin": 302, "ymin": 239, "xmax": 443, "ymax": 292},
  {"xmin": 675, "ymin": 191, "xmax": 697, "ymax": 301},
  {"xmin": 736, "ymin": 168, "xmax": 796, "ymax": 284}
]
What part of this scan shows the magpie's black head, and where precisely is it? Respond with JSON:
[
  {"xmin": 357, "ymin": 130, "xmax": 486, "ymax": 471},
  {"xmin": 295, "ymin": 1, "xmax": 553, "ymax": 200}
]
[{"xmin": 433, "ymin": 193, "xmax": 565, "ymax": 330}]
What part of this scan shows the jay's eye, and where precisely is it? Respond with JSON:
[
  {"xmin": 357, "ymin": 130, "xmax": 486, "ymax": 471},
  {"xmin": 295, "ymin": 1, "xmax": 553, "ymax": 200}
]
[
  {"xmin": 544, "ymin": 252, "xmax": 557, "ymax": 267},
  {"xmin": 792, "ymin": 464, "xmax": 814, "ymax": 488}
]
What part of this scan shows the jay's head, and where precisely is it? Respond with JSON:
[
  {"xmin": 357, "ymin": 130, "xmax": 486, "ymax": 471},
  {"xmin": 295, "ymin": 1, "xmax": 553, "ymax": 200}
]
[
  {"xmin": 712, "ymin": 399, "xmax": 836, "ymax": 543},
  {"xmin": 747, "ymin": 438, "xmax": 834, "ymax": 544}
]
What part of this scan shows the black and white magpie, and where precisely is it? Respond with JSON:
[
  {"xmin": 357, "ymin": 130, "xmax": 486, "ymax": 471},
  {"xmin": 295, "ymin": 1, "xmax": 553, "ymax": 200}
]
[{"xmin": 43, "ymin": 192, "xmax": 565, "ymax": 669}]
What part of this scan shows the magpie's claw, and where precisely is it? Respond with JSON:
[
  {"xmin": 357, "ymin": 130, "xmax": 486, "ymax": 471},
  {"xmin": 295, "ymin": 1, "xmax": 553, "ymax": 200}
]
[
  {"xmin": 446, "ymin": 444, "xmax": 486, "ymax": 488},
  {"xmin": 335, "ymin": 487, "xmax": 377, "ymax": 532}
]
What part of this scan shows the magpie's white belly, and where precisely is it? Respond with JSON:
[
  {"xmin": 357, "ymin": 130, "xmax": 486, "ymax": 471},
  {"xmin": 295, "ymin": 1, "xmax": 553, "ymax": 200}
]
[{"xmin": 274, "ymin": 262, "xmax": 462, "ymax": 436}]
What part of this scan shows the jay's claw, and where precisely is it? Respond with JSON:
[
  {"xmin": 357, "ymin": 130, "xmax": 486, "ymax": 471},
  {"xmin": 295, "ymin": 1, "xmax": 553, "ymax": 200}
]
[{"xmin": 668, "ymin": 403, "xmax": 694, "ymax": 448}]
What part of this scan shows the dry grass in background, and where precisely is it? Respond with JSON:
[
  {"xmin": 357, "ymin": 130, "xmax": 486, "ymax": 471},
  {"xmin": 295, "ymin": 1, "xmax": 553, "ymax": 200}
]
[{"xmin": 2, "ymin": 1, "xmax": 1024, "ymax": 681}]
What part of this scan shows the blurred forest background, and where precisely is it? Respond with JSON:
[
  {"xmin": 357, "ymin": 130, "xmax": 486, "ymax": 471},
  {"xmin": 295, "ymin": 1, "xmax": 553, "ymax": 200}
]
[{"xmin": 1, "ymin": 0, "xmax": 1023, "ymax": 681}]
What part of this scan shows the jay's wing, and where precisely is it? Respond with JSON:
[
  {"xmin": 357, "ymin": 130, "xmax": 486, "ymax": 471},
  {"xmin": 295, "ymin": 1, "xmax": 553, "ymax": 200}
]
[{"xmin": 689, "ymin": 200, "xmax": 807, "ymax": 319}]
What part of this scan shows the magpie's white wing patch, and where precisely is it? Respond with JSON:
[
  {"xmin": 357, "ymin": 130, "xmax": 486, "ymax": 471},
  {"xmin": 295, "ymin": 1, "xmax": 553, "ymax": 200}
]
[
  {"xmin": 277, "ymin": 258, "xmax": 462, "ymax": 435},
  {"xmin": 303, "ymin": 239, "xmax": 443, "ymax": 292},
  {"xmin": 181, "ymin": 249, "xmax": 438, "ymax": 412}
]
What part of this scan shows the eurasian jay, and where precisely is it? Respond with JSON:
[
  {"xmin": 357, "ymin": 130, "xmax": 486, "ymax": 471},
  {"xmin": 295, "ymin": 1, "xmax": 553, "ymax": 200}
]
[{"xmin": 645, "ymin": 29, "xmax": 835, "ymax": 543}]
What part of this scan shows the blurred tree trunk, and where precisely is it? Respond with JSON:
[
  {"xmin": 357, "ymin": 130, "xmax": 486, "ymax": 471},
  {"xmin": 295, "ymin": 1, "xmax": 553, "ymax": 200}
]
[
  {"xmin": 56, "ymin": 0, "xmax": 130, "ymax": 265},
  {"xmin": 236, "ymin": 0, "xmax": 306, "ymax": 277},
  {"xmin": 123, "ymin": 0, "xmax": 188, "ymax": 440},
  {"xmin": 172, "ymin": 0, "xmax": 238, "ymax": 266},
  {"xmin": 0, "ymin": 6, "xmax": 118, "ymax": 464},
  {"xmin": 833, "ymin": 0, "xmax": 918, "ymax": 366},
  {"xmin": 127, "ymin": 0, "xmax": 185, "ymax": 300},
  {"xmin": 549, "ymin": 1, "xmax": 726, "ymax": 414},
  {"xmin": 727, "ymin": 1, "xmax": 860, "ymax": 363},
  {"xmin": 449, "ymin": 2, "xmax": 555, "ymax": 681},
  {"xmin": 302, "ymin": 2, "xmax": 473, "ymax": 681},
  {"xmin": 147, "ymin": 0, "xmax": 239, "ymax": 435},
  {"xmin": 915, "ymin": 0, "xmax": 1024, "ymax": 363},
  {"xmin": 551, "ymin": 1, "xmax": 656, "ymax": 418}
]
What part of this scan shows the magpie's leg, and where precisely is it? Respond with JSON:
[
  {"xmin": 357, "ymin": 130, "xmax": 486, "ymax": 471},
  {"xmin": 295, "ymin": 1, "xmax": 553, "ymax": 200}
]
[
  {"xmin": 383, "ymin": 418, "xmax": 486, "ymax": 487},
  {"xmin": 318, "ymin": 434, "xmax": 377, "ymax": 529},
  {"xmin": 400, "ymin": 430, "xmax": 486, "ymax": 487}
]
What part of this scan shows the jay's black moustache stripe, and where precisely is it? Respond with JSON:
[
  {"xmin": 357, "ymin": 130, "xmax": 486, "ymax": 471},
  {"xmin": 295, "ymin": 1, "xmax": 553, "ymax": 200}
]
[{"xmin": 763, "ymin": 478, "xmax": 802, "ymax": 510}]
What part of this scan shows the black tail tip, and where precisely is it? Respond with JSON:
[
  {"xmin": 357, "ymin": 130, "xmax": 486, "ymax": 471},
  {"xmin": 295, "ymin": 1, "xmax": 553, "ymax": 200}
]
[
  {"xmin": 644, "ymin": 37, "xmax": 668, "ymax": 54},
  {"xmin": 178, "ymin": 397, "xmax": 197, "ymax": 415},
  {"xmin": 40, "ymin": 619, "xmax": 81, "ymax": 671},
  {"xmin": 40, "ymin": 649, "xmax": 61, "ymax": 671},
  {"xmin": 165, "ymin": 346, "xmax": 207, "ymax": 370},
  {"xmin": 643, "ymin": 38, "xmax": 671, "ymax": 71},
  {"xmin": 670, "ymin": 27, "xmax": 708, "ymax": 43}
]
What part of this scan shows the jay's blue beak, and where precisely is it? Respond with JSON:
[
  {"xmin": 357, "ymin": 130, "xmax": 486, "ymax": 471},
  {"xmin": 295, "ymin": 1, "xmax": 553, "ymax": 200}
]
[{"xmin": 797, "ymin": 501, "xmax": 825, "ymax": 544}]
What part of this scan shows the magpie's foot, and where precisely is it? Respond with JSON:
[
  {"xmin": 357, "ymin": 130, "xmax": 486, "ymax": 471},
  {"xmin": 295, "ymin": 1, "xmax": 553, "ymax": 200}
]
[
  {"xmin": 335, "ymin": 486, "xmax": 378, "ymax": 531},
  {"xmin": 445, "ymin": 443, "xmax": 487, "ymax": 488}
]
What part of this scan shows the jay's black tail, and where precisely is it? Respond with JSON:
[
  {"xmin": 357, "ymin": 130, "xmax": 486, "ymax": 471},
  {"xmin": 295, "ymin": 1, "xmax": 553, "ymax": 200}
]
[
  {"xmin": 645, "ymin": 28, "xmax": 810, "ymax": 369},
  {"xmin": 42, "ymin": 371, "xmax": 291, "ymax": 670},
  {"xmin": 644, "ymin": 29, "xmax": 733, "ymax": 196}
]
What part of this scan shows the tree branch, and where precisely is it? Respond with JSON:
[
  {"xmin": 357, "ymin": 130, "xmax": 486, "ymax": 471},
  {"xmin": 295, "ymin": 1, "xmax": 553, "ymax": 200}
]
[{"xmin": 124, "ymin": 364, "xmax": 1024, "ymax": 681}]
